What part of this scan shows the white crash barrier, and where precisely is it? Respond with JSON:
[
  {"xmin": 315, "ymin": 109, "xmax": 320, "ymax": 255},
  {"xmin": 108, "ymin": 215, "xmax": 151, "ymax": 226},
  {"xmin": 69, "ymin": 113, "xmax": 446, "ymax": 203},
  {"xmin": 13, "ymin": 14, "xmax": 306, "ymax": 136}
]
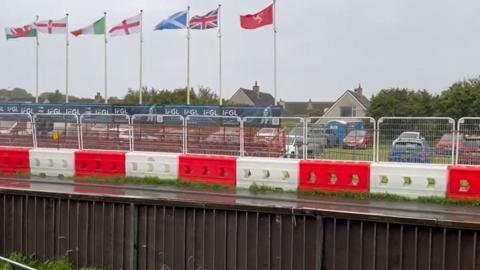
[
  {"xmin": 236, "ymin": 157, "xmax": 300, "ymax": 191},
  {"xmin": 370, "ymin": 163, "xmax": 448, "ymax": 198},
  {"xmin": 126, "ymin": 152, "xmax": 180, "ymax": 180},
  {"xmin": 29, "ymin": 148, "xmax": 76, "ymax": 177}
]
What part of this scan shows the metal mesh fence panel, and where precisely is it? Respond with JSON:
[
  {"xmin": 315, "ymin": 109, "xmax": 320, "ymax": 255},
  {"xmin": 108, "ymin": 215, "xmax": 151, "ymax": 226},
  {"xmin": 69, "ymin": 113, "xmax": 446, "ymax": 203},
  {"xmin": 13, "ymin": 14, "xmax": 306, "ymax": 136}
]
[
  {"xmin": 0, "ymin": 113, "xmax": 33, "ymax": 148},
  {"xmin": 33, "ymin": 114, "xmax": 80, "ymax": 149},
  {"xmin": 186, "ymin": 115, "xmax": 241, "ymax": 156},
  {"xmin": 377, "ymin": 117, "xmax": 455, "ymax": 164},
  {"xmin": 242, "ymin": 117, "xmax": 300, "ymax": 158},
  {"xmin": 457, "ymin": 117, "xmax": 480, "ymax": 165},
  {"xmin": 80, "ymin": 114, "xmax": 131, "ymax": 151},
  {"xmin": 131, "ymin": 114, "xmax": 184, "ymax": 153},
  {"xmin": 307, "ymin": 117, "xmax": 376, "ymax": 161}
]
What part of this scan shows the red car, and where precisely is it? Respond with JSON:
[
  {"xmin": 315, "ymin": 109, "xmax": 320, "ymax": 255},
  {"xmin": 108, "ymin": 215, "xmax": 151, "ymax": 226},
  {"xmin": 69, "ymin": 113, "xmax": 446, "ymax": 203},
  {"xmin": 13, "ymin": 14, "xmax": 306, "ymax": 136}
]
[
  {"xmin": 436, "ymin": 133, "xmax": 464, "ymax": 154},
  {"xmin": 458, "ymin": 136, "xmax": 480, "ymax": 165},
  {"xmin": 343, "ymin": 130, "xmax": 373, "ymax": 149}
]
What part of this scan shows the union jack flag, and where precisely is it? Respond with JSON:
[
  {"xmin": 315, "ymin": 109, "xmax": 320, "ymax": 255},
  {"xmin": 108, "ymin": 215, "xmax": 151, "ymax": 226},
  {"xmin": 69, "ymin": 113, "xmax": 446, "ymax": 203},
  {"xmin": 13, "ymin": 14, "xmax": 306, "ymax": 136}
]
[{"xmin": 189, "ymin": 8, "xmax": 219, "ymax": 30}]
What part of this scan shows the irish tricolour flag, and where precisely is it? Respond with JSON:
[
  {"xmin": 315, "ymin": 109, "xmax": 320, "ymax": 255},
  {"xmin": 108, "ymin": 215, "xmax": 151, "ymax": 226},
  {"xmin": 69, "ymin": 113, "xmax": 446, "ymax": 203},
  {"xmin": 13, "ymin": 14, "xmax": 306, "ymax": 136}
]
[{"xmin": 71, "ymin": 17, "xmax": 106, "ymax": 37}]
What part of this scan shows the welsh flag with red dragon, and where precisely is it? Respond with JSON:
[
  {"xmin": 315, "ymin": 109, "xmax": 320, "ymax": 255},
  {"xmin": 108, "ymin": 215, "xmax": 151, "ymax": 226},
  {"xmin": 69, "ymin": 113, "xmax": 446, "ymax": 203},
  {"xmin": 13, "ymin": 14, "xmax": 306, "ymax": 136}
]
[{"xmin": 5, "ymin": 25, "xmax": 37, "ymax": 40}]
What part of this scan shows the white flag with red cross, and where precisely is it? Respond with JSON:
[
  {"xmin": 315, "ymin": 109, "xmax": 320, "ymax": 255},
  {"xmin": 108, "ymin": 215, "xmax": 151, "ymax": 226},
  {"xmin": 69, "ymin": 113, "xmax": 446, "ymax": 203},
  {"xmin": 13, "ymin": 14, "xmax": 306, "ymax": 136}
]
[
  {"xmin": 35, "ymin": 17, "xmax": 68, "ymax": 34},
  {"xmin": 109, "ymin": 13, "xmax": 142, "ymax": 37}
]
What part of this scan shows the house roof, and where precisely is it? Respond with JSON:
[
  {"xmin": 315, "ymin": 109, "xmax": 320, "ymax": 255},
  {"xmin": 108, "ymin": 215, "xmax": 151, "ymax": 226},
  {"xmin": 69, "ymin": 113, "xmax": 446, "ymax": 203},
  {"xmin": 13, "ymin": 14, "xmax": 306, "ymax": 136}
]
[
  {"xmin": 321, "ymin": 89, "xmax": 370, "ymax": 118},
  {"xmin": 238, "ymin": 88, "xmax": 275, "ymax": 106},
  {"xmin": 281, "ymin": 101, "xmax": 334, "ymax": 117},
  {"xmin": 348, "ymin": 90, "xmax": 370, "ymax": 108}
]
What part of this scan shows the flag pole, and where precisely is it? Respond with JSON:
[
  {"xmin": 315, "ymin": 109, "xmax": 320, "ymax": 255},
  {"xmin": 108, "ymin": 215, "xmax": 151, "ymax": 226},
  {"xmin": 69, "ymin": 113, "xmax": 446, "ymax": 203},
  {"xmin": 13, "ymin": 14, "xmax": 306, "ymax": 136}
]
[
  {"xmin": 218, "ymin": 4, "xmax": 223, "ymax": 106},
  {"xmin": 139, "ymin": 10, "xmax": 144, "ymax": 105},
  {"xmin": 273, "ymin": 0, "xmax": 278, "ymax": 105},
  {"xmin": 186, "ymin": 6, "xmax": 191, "ymax": 105},
  {"xmin": 35, "ymin": 15, "xmax": 39, "ymax": 104},
  {"xmin": 65, "ymin": 13, "xmax": 70, "ymax": 103},
  {"xmin": 104, "ymin": 12, "xmax": 108, "ymax": 104}
]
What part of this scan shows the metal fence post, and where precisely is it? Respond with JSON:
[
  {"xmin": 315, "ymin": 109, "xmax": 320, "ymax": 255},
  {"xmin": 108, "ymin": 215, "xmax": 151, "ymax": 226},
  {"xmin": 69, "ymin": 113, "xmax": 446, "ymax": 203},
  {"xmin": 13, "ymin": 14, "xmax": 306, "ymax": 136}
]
[
  {"xmin": 79, "ymin": 114, "xmax": 85, "ymax": 150},
  {"xmin": 240, "ymin": 117, "xmax": 245, "ymax": 157},
  {"xmin": 184, "ymin": 115, "xmax": 189, "ymax": 154},
  {"xmin": 30, "ymin": 113, "xmax": 37, "ymax": 149}
]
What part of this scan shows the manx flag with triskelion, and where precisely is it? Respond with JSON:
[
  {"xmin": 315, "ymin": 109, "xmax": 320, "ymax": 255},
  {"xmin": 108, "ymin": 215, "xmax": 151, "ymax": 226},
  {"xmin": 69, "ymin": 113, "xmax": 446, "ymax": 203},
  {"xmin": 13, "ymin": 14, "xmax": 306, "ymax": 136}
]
[
  {"xmin": 71, "ymin": 17, "xmax": 106, "ymax": 37},
  {"xmin": 109, "ymin": 13, "xmax": 141, "ymax": 37},
  {"xmin": 240, "ymin": 4, "xmax": 273, "ymax": 29},
  {"xmin": 190, "ymin": 8, "xmax": 219, "ymax": 30},
  {"xmin": 5, "ymin": 25, "xmax": 37, "ymax": 39},
  {"xmin": 35, "ymin": 17, "xmax": 67, "ymax": 34}
]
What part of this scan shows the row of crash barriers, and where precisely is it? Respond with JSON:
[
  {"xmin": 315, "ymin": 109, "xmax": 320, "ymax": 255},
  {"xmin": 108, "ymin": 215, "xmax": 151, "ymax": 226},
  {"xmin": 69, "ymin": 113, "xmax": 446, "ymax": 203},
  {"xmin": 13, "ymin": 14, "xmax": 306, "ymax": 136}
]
[
  {"xmin": 1, "ymin": 113, "xmax": 480, "ymax": 165},
  {"xmin": 1, "ymin": 145, "xmax": 480, "ymax": 200}
]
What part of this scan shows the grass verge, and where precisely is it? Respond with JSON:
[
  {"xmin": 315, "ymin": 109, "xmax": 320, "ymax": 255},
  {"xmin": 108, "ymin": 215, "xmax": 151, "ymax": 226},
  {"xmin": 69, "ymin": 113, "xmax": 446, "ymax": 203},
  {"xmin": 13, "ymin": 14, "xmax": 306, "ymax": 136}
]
[
  {"xmin": 53, "ymin": 174, "xmax": 480, "ymax": 207},
  {"xmin": 0, "ymin": 253, "xmax": 101, "ymax": 270}
]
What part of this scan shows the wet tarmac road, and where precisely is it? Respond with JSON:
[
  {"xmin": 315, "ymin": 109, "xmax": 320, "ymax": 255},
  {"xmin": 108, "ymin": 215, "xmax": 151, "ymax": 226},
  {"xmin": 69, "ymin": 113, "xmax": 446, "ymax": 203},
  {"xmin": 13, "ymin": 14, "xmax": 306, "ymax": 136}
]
[{"xmin": 1, "ymin": 177, "xmax": 480, "ymax": 229}]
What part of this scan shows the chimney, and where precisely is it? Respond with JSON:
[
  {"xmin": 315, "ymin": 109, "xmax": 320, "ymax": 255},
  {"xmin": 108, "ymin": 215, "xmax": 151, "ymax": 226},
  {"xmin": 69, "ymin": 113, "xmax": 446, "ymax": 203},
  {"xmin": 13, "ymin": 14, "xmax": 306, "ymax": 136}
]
[
  {"xmin": 94, "ymin": 92, "xmax": 103, "ymax": 103},
  {"xmin": 252, "ymin": 81, "xmax": 260, "ymax": 98},
  {"xmin": 306, "ymin": 98, "xmax": 313, "ymax": 111},
  {"xmin": 354, "ymin": 83, "xmax": 363, "ymax": 97}
]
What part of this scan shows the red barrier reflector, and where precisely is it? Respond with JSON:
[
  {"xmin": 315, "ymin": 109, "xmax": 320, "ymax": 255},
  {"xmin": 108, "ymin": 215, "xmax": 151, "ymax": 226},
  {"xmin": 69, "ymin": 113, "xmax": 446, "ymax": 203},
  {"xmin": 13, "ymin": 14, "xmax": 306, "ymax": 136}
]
[
  {"xmin": 75, "ymin": 150, "xmax": 126, "ymax": 178},
  {"xmin": 179, "ymin": 154, "xmax": 237, "ymax": 186},
  {"xmin": 448, "ymin": 166, "xmax": 480, "ymax": 200},
  {"xmin": 299, "ymin": 160, "xmax": 370, "ymax": 193},
  {"xmin": 0, "ymin": 147, "xmax": 30, "ymax": 176}
]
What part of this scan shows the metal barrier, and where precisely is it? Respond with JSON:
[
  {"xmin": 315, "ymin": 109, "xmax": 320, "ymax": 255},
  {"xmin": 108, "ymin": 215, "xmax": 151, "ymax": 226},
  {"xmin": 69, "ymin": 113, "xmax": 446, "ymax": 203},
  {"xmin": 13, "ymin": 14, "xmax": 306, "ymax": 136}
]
[
  {"xmin": 131, "ymin": 114, "xmax": 184, "ymax": 153},
  {"xmin": 0, "ymin": 113, "xmax": 478, "ymax": 166},
  {"xmin": 456, "ymin": 117, "xmax": 480, "ymax": 165},
  {"xmin": 0, "ymin": 256, "xmax": 36, "ymax": 270},
  {"xmin": 0, "ymin": 113, "xmax": 34, "ymax": 148},
  {"xmin": 377, "ymin": 117, "xmax": 455, "ymax": 164},
  {"xmin": 80, "ymin": 114, "xmax": 131, "ymax": 151},
  {"xmin": 307, "ymin": 117, "xmax": 376, "ymax": 162},
  {"xmin": 185, "ymin": 115, "xmax": 242, "ymax": 156},
  {"xmin": 33, "ymin": 113, "xmax": 80, "ymax": 149},
  {"xmin": 242, "ymin": 117, "xmax": 300, "ymax": 158}
]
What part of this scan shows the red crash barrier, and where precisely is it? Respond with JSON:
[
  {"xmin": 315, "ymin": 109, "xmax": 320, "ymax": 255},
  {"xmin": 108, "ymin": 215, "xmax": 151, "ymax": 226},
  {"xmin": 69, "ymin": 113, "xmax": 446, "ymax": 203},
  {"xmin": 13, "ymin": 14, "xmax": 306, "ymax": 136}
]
[
  {"xmin": 179, "ymin": 154, "xmax": 237, "ymax": 186},
  {"xmin": 448, "ymin": 166, "xmax": 480, "ymax": 200},
  {"xmin": 299, "ymin": 160, "xmax": 370, "ymax": 193},
  {"xmin": 75, "ymin": 150, "xmax": 126, "ymax": 178},
  {"xmin": 0, "ymin": 147, "xmax": 30, "ymax": 175}
]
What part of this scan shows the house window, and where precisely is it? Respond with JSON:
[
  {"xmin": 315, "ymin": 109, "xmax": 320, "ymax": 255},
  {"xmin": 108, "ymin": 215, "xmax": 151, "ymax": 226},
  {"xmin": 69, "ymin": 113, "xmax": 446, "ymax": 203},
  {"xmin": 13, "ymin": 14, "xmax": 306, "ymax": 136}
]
[{"xmin": 340, "ymin": 106, "xmax": 356, "ymax": 117}]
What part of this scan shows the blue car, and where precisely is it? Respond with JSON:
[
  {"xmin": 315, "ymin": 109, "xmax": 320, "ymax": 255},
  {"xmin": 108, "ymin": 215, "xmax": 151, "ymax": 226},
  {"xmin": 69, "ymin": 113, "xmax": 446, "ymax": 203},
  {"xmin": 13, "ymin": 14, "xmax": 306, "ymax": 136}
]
[{"xmin": 388, "ymin": 138, "xmax": 431, "ymax": 163}]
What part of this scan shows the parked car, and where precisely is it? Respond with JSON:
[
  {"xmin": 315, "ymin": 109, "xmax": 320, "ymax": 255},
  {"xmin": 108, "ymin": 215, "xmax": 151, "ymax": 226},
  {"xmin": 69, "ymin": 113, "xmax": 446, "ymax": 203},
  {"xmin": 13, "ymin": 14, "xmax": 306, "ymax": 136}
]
[
  {"xmin": 284, "ymin": 127, "xmax": 324, "ymax": 159},
  {"xmin": 343, "ymin": 130, "xmax": 373, "ymax": 149},
  {"xmin": 392, "ymin": 131, "xmax": 423, "ymax": 146},
  {"xmin": 307, "ymin": 127, "xmax": 337, "ymax": 147},
  {"xmin": 436, "ymin": 133, "xmax": 463, "ymax": 154},
  {"xmin": 389, "ymin": 138, "xmax": 431, "ymax": 163},
  {"xmin": 458, "ymin": 136, "xmax": 480, "ymax": 165},
  {"xmin": 285, "ymin": 135, "xmax": 304, "ymax": 158},
  {"xmin": 257, "ymin": 128, "xmax": 281, "ymax": 138},
  {"xmin": 325, "ymin": 120, "xmax": 364, "ymax": 146}
]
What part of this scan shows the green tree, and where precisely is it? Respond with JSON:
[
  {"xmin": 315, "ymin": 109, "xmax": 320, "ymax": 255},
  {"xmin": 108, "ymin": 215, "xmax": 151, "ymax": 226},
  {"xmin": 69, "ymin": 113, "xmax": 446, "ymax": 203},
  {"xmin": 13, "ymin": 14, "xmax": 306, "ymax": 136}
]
[
  {"xmin": 122, "ymin": 86, "xmax": 220, "ymax": 105},
  {"xmin": 367, "ymin": 88, "xmax": 436, "ymax": 118},
  {"xmin": 435, "ymin": 78, "xmax": 480, "ymax": 118},
  {"xmin": 40, "ymin": 89, "xmax": 64, "ymax": 103}
]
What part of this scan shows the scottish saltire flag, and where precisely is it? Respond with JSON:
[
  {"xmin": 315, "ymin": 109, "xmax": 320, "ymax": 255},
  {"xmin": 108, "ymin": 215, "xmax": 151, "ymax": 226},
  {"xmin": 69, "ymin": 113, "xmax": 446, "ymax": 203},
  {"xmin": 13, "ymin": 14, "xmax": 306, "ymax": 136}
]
[
  {"xmin": 190, "ymin": 8, "xmax": 219, "ymax": 30},
  {"xmin": 154, "ymin": 11, "xmax": 188, "ymax": 30}
]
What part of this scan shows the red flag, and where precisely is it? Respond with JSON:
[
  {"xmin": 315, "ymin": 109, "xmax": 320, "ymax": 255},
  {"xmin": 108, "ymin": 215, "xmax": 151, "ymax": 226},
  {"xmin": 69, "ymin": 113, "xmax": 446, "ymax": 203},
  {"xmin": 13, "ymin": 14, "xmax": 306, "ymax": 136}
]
[{"xmin": 240, "ymin": 4, "xmax": 273, "ymax": 30}]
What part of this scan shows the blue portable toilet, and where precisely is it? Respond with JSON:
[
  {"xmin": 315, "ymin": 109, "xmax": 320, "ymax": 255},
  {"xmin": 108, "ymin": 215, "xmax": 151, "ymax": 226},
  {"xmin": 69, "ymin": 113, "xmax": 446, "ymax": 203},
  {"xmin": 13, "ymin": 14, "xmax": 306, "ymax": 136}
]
[{"xmin": 326, "ymin": 120, "xmax": 364, "ymax": 145}]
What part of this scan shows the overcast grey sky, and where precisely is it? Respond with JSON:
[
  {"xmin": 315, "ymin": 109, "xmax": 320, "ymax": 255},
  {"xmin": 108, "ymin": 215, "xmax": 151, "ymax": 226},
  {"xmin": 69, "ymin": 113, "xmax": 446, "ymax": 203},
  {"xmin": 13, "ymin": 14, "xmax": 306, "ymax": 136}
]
[{"xmin": 1, "ymin": 0, "xmax": 479, "ymax": 102}]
